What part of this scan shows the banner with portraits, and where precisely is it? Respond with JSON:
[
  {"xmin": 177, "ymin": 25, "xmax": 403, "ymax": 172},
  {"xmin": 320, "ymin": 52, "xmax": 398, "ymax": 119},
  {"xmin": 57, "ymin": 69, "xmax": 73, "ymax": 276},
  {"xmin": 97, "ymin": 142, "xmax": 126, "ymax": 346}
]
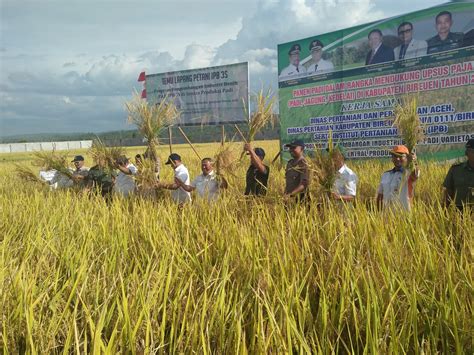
[
  {"xmin": 278, "ymin": 2, "xmax": 474, "ymax": 160},
  {"xmin": 146, "ymin": 62, "xmax": 249, "ymax": 126}
]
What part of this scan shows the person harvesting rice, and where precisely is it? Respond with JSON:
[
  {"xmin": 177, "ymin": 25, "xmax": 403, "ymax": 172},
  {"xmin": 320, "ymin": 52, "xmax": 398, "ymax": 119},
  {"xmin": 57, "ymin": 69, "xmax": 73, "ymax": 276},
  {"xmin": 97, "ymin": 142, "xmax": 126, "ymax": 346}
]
[{"xmin": 376, "ymin": 145, "xmax": 420, "ymax": 211}]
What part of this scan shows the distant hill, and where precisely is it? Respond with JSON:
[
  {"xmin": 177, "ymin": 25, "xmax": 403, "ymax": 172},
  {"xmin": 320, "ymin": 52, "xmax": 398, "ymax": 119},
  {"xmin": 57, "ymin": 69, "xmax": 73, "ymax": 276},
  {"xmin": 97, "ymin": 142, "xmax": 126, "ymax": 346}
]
[{"xmin": 0, "ymin": 121, "xmax": 280, "ymax": 145}]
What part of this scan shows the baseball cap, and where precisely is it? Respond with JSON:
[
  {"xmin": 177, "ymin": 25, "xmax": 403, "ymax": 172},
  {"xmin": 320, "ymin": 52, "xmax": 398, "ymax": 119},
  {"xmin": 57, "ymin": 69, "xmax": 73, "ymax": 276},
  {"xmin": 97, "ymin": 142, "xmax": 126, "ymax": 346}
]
[
  {"xmin": 165, "ymin": 153, "xmax": 181, "ymax": 164},
  {"xmin": 390, "ymin": 145, "xmax": 409, "ymax": 156},
  {"xmin": 254, "ymin": 147, "xmax": 266, "ymax": 158},
  {"xmin": 309, "ymin": 39, "xmax": 324, "ymax": 51},
  {"xmin": 466, "ymin": 138, "xmax": 474, "ymax": 149},
  {"xmin": 71, "ymin": 155, "xmax": 84, "ymax": 162},
  {"xmin": 288, "ymin": 44, "xmax": 301, "ymax": 55},
  {"xmin": 285, "ymin": 139, "xmax": 305, "ymax": 149}
]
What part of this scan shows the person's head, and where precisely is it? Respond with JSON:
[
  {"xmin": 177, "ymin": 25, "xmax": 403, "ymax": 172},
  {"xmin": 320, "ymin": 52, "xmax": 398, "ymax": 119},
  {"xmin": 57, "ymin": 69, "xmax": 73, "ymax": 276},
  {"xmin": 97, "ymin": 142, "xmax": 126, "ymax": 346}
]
[
  {"xmin": 116, "ymin": 155, "xmax": 129, "ymax": 167},
  {"xmin": 165, "ymin": 153, "xmax": 182, "ymax": 169},
  {"xmin": 368, "ymin": 29, "xmax": 383, "ymax": 50},
  {"xmin": 288, "ymin": 44, "xmax": 302, "ymax": 66},
  {"xmin": 435, "ymin": 11, "xmax": 453, "ymax": 39},
  {"xmin": 465, "ymin": 139, "xmax": 474, "ymax": 164},
  {"xmin": 201, "ymin": 158, "xmax": 214, "ymax": 175},
  {"xmin": 71, "ymin": 155, "xmax": 85, "ymax": 169},
  {"xmin": 390, "ymin": 145, "xmax": 409, "ymax": 169},
  {"xmin": 285, "ymin": 140, "xmax": 305, "ymax": 159},
  {"xmin": 135, "ymin": 154, "xmax": 143, "ymax": 165},
  {"xmin": 309, "ymin": 39, "xmax": 324, "ymax": 64},
  {"xmin": 398, "ymin": 22, "xmax": 413, "ymax": 44}
]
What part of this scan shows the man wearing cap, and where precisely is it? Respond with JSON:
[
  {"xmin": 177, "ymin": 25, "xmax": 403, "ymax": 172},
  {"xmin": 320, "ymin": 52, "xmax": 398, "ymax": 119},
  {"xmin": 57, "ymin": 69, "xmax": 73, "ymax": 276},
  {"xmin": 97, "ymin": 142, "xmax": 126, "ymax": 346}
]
[
  {"xmin": 159, "ymin": 153, "xmax": 192, "ymax": 205},
  {"xmin": 307, "ymin": 39, "xmax": 334, "ymax": 75},
  {"xmin": 376, "ymin": 145, "xmax": 420, "ymax": 211},
  {"xmin": 243, "ymin": 143, "xmax": 270, "ymax": 196},
  {"xmin": 70, "ymin": 155, "xmax": 89, "ymax": 187},
  {"xmin": 443, "ymin": 138, "xmax": 474, "ymax": 211},
  {"xmin": 284, "ymin": 139, "xmax": 310, "ymax": 202},
  {"xmin": 331, "ymin": 148, "xmax": 358, "ymax": 203},
  {"xmin": 279, "ymin": 43, "xmax": 306, "ymax": 80},
  {"xmin": 113, "ymin": 155, "xmax": 138, "ymax": 197},
  {"xmin": 365, "ymin": 29, "xmax": 395, "ymax": 66},
  {"xmin": 175, "ymin": 158, "xmax": 226, "ymax": 202}
]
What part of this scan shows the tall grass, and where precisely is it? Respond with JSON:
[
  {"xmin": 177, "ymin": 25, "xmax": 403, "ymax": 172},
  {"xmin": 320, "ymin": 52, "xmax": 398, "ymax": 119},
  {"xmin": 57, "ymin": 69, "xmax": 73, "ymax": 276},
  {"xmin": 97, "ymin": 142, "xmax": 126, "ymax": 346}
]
[{"xmin": 1, "ymin": 141, "xmax": 472, "ymax": 353}]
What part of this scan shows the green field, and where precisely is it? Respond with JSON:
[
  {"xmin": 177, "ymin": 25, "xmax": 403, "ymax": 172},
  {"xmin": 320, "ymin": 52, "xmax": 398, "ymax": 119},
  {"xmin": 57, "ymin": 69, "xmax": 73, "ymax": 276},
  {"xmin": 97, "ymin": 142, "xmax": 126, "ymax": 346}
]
[{"xmin": 1, "ymin": 140, "xmax": 473, "ymax": 353}]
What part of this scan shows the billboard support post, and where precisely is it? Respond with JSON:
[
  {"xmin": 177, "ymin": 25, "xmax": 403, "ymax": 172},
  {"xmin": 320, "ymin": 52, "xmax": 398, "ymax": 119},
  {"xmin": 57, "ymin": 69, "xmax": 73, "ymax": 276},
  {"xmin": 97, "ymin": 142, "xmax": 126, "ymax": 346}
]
[{"xmin": 168, "ymin": 126, "xmax": 173, "ymax": 154}]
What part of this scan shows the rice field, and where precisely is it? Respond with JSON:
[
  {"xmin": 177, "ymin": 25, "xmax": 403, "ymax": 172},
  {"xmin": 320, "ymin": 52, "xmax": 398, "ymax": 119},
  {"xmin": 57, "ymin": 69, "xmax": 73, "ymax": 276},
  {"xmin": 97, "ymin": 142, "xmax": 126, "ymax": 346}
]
[{"xmin": 1, "ymin": 140, "xmax": 473, "ymax": 353}]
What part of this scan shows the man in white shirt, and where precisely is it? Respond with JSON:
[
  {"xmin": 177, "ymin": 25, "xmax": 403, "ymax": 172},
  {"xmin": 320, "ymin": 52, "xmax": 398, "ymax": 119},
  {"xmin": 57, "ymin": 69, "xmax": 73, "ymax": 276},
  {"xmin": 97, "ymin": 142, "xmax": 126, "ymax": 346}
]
[
  {"xmin": 306, "ymin": 39, "xmax": 334, "ymax": 75},
  {"xmin": 394, "ymin": 22, "xmax": 427, "ymax": 60},
  {"xmin": 377, "ymin": 145, "xmax": 420, "ymax": 211},
  {"xmin": 330, "ymin": 148, "xmax": 358, "ymax": 202},
  {"xmin": 113, "ymin": 156, "xmax": 138, "ymax": 197},
  {"xmin": 279, "ymin": 43, "xmax": 306, "ymax": 80},
  {"xmin": 175, "ymin": 158, "xmax": 226, "ymax": 202},
  {"xmin": 159, "ymin": 153, "xmax": 192, "ymax": 205}
]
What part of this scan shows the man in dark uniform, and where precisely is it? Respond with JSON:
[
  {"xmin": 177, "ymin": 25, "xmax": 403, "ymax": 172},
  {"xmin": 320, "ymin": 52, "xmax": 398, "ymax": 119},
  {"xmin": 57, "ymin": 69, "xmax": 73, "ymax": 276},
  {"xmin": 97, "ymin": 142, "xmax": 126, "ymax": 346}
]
[
  {"xmin": 85, "ymin": 158, "xmax": 116, "ymax": 202},
  {"xmin": 443, "ymin": 138, "xmax": 474, "ymax": 211},
  {"xmin": 427, "ymin": 11, "xmax": 464, "ymax": 54},
  {"xmin": 244, "ymin": 143, "xmax": 269, "ymax": 196},
  {"xmin": 284, "ymin": 139, "xmax": 310, "ymax": 202}
]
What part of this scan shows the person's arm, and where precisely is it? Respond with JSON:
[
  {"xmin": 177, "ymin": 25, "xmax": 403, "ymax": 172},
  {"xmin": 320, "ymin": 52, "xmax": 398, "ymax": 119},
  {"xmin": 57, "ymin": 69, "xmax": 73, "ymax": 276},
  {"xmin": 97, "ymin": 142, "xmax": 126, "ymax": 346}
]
[
  {"xmin": 332, "ymin": 192, "xmax": 355, "ymax": 202},
  {"xmin": 174, "ymin": 177, "xmax": 196, "ymax": 193},
  {"xmin": 244, "ymin": 143, "xmax": 266, "ymax": 174},
  {"xmin": 376, "ymin": 178, "xmax": 384, "ymax": 210},
  {"xmin": 408, "ymin": 153, "xmax": 420, "ymax": 180}
]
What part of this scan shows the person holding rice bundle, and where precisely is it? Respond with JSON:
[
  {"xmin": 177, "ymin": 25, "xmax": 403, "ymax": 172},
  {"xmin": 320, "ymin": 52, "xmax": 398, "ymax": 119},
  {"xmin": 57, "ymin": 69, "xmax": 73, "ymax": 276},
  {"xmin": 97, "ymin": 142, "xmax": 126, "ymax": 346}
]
[
  {"xmin": 243, "ymin": 143, "xmax": 269, "ymax": 196},
  {"xmin": 376, "ymin": 145, "xmax": 420, "ymax": 211},
  {"xmin": 175, "ymin": 158, "xmax": 226, "ymax": 202},
  {"xmin": 113, "ymin": 155, "xmax": 138, "ymax": 197},
  {"xmin": 84, "ymin": 157, "xmax": 116, "ymax": 202},
  {"xmin": 158, "ymin": 153, "xmax": 192, "ymax": 206}
]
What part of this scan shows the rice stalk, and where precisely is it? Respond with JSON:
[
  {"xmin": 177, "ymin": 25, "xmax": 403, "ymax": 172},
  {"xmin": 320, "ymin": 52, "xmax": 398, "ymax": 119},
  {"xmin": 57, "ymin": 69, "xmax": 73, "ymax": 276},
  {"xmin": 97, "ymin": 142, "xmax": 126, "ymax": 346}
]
[
  {"xmin": 32, "ymin": 150, "xmax": 74, "ymax": 178},
  {"xmin": 243, "ymin": 88, "xmax": 276, "ymax": 142},
  {"xmin": 215, "ymin": 144, "xmax": 239, "ymax": 179},
  {"xmin": 391, "ymin": 95, "xmax": 425, "ymax": 154},
  {"xmin": 88, "ymin": 138, "xmax": 124, "ymax": 172}
]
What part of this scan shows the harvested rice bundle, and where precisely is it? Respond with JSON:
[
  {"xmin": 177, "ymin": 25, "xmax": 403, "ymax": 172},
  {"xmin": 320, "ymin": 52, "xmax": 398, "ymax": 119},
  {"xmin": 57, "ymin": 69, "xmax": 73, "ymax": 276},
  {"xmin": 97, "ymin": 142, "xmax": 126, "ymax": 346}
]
[
  {"xmin": 14, "ymin": 164, "xmax": 46, "ymax": 185},
  {"xmin": 392, "ymin": 95, "xmax": 425, "ymax": 169},
  {"xmin": 32, "ymin": 150, "xmax": 73, "ymax": 179},
  {"xmin": 89, "ymin": 138, "xmax": 124, "ymax": 172},
  {"xmin": 215, "ymin": 144, "xmax": 239, "ymax": 179},
  {"xmin": 125, "ymin": 92, "xmax": 180, "ymax": 161},
  {"xmin": 242, "ymin": 88, "xmax": 276, "ymax": 142}
]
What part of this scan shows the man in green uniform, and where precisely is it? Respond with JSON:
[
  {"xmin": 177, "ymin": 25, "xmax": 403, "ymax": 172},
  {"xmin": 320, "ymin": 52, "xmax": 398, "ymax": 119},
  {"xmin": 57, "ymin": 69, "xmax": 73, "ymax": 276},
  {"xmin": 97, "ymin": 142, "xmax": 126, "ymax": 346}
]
[
  {"xmin": 284, "ymin": 139, "xmax": 310, "ymax": 203},
  {"xmin": 85, "ymin": 158, "xmax": 116, "ymax": 202},
  {"xmin": 427, "ymin": 11, "xmax": 464, "ymax": 54},
  {"xmin": 443, "ymin": 138, "xmax": 474, "ymax": 211}
]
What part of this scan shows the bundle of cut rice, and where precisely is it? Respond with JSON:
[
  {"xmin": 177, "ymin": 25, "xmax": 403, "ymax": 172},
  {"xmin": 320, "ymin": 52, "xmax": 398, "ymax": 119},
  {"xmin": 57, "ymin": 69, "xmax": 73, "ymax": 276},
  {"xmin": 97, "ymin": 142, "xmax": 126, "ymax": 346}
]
[
  {"xmin": 14, "ymin": 164, "xmax": 46, "ymax": 185},
  {"xmin": 215, "ymin": 144, "xmax": 239, "ymax": 179},
  {"xmin": 32, "ymin": 150, "xmax": 73, "ymax": 179},
  {"xmin": 242, "ymin": 88, "xmax": 276, "ymax": 142},
  {"xmin": 89, "ymin": 138, "xmax": 124, "ymax": 172},
  {"xmin": 125, "ymin": 92, "xmax": 180, "ymax": 162},
  {"xmin": 392, "ymin": 95, "xmax": 425, "ymax": 169}
]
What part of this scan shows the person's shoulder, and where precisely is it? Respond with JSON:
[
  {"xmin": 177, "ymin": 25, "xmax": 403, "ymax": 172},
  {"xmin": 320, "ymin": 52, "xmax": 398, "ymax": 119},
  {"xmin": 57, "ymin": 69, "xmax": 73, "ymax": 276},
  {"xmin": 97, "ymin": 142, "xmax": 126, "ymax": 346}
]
[
  {"xmin": 427, "ymin": 35, "xmax": 440, "ymax": 45},
  {"xmin": 450, "ymin": 32, "xmax": 464, "ymax": 40}
]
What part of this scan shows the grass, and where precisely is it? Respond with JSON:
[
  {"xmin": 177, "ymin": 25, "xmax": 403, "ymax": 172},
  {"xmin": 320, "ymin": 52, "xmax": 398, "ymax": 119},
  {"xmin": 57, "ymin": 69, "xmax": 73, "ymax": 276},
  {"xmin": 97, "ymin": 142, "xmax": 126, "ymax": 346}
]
[{"xmin": 1, "ymin": 140, "xmax": 473, "ymax": 353}]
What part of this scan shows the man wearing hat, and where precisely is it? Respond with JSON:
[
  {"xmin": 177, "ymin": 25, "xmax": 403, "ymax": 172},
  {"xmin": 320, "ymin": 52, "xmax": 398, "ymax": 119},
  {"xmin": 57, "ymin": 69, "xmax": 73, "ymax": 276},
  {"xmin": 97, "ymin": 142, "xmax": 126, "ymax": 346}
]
[
  {"xmin": 279, "ymin": 43, "xmax": 306, "ymax": 80},
  {"xmin": 113, "ymin": 155, "xmax": 138, "ymax": 197},
  {"xmin": 307, "ymin": 39, "xmax": 334, "ymax": 75},
  {"xmin": 376, "ymin": 145, "xmax": 419, "ymax": 211},
  {"xmin": 159, "ymin": 153, "xmax": 192, "ymax": 205},
  {"xmin": 443, "ymin": 138, "xmax": 474, "ymax": 211},
  {"xmin": 244, "ymin": 143, "xmax": 270, "ymax": 196},
  {"xmin": 330, "ymin": 147, "xmax": 358, "ymax": 203},
  {"xmin": 284, "ymin": 139, "xmax": 310, "ymax": 202},
  {"xmin": 70, "ymin": 155, "xmax": 89, "ymax": 187}
]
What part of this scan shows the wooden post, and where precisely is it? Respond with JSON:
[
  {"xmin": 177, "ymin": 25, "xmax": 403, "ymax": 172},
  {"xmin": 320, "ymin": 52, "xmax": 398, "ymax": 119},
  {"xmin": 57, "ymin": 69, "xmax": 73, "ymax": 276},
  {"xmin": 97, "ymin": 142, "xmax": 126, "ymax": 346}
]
[
  {"xmin": 271, "ymin": 151, "xmax": 281, "ymax": 164},
  {"xmin": 168, "ymin": 126, "xmax": 173, "ymax": 154},
  {"xmin": 177, "ymin": 126, "xmax": 202, "ymax": 161},
  {"xmin": 221, "ymin": 125, "xmax": 225, "ymax": 146},
  {"xmin": 234, "ymin": 124, "xmax": 248, "ymax": 143}
]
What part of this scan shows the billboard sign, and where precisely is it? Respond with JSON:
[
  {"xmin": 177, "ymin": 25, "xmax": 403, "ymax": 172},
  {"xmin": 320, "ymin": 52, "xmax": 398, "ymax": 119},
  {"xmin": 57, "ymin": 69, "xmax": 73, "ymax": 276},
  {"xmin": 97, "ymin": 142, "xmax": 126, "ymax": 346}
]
[
  {"xmin": 278, "ymin": 2, "xmax": 474, "ymax": 160},
  {"xmin": 146, "ymin": 62, "xmax": 249, "ymax": 126}
]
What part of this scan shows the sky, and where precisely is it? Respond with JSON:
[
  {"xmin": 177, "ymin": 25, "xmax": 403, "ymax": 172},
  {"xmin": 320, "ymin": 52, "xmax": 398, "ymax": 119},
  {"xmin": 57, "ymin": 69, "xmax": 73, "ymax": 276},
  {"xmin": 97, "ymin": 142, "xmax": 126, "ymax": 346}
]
[{"xmin": 0, "ymin": 0, "xmax": 450, "ymax": 136}]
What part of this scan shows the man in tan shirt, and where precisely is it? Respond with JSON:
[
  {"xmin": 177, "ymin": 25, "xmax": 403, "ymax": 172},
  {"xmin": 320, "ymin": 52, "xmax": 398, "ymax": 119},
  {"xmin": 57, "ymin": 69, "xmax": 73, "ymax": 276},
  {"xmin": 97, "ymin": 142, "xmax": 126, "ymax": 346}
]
[{"xmin": 284, "ymin": 139, "xmax": 310, "ymax": 203}]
